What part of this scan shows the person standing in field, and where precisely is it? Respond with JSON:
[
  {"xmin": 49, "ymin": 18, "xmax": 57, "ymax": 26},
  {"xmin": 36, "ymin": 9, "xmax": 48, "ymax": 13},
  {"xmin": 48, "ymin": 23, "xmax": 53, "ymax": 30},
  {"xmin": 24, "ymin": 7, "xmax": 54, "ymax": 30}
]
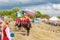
[{"xmin": 2, "ymin": 20, "xmax": 11, "ymax": 40}]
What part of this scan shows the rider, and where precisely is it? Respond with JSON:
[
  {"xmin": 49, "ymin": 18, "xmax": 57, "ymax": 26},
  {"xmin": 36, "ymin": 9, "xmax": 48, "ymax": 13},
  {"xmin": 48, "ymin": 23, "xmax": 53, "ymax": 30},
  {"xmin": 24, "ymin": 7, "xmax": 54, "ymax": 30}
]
[
  {"xmin": 25, "ymin": 16, "xmax": 31, "ymax": 36},
  {"xmin": 16, "ymin": 18, "xmax": 21, "ymax": 30}
]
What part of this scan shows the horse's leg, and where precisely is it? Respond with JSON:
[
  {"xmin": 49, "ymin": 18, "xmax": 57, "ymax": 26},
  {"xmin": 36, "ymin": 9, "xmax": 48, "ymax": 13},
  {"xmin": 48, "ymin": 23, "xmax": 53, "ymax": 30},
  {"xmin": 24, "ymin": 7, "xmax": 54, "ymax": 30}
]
[
  {"xmin": 27, "ymin": 22, "xmax": 32, "ymax": 36},
  {"xmin": 26, "ymin": 23, "xmax": 30, "ymax": 36},
  {"xmin": 21, "ymin": 26, "xmax": 23, "ymax": 31},
  {"xmin": 27, "ymin": 28, "xmax": 30, "ymax": 36},
  {"xmin": 21, "ymin": 25, "xmax": 25, "ymax": 32},
  {"xmin": 18, "ymin": 24, "xmax": 21, "ymax": 31},
  {"xmin": 14, "ymin": 23, "xmax": 17, "ymax": 30}
]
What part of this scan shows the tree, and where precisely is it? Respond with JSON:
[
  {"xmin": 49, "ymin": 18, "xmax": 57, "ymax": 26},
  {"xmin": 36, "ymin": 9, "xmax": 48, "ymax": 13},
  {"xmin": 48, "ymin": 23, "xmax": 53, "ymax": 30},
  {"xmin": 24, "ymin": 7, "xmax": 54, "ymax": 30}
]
[
  {"xmin": 0, "ymin": 7, "xmax": 20, "ymax": 19},
  {"xmin": 3, "ymin": 10, "xmax": 12, "ymax": 16},
  {"xmin": 35, "ymin": 11, "xmax": 41, "ymax": 18},
  {"xmin": 57, "ymin": 16, "xmax": 60, "ymax": 19},
  {"xmin": 29, "ymin": 16, "xmax": 35, "ymax": 19},
  {"xmin": 41, "ymin": 14, "xmax": 50, "ymax": 19},
  {"xmin": 12, "ymin": 7, "xmax": 19, "ymax": 12},
  {"xmin": 0, "ymin": 11, "xmax": 4, "ymax": 15},
  {"xmin": 11, "ymin": 12, "xmax": 16, "ymax": 19}
]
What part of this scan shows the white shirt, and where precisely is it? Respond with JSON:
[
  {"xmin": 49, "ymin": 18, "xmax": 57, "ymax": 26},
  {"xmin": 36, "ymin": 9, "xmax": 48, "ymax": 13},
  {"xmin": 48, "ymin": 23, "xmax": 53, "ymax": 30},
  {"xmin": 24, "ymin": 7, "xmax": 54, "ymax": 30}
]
[{"xmin": 5, "ymin": 26, "xmax": 11, "ymax": 40}]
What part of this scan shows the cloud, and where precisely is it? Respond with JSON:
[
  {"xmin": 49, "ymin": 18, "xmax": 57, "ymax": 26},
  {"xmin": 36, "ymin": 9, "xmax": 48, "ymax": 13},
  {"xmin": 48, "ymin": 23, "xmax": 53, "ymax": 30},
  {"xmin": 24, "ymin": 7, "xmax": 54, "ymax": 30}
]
[
  {"xmin": 0, "ymin": 0, "xmax": 60, "ymax": 5},
  {"xmin": 0, "ymin": 0, "xmax": 9, "ymax": 2},
  {"xmin": 21, "ymin": 5, "xmax": 60, "ymax": 16},
  {"xmin": 52, "ymin": 4, "xmax": 60, "ymax": 9},
  {"xmin": 0, "ymin": 0, "xmax": 60, "ymax": 3},
  {"xmin": 0, "ymin": 0, "xmax": 60, "ymax": 10},
  {"xmin": 9, "ymin": 0, "xmax": 47, "ymax": 3},
  {"xmin": 0, "ymin": 0, "xmax": 31, "ymax": 4},
  {"xmin": 9, "ymin": 0, "xmax": 31, "ymax": 3},
  {"xmin": 19, "ymin": 0, "xmax": 30, "ymax": 3},
  {"xmin": 23, "ymin": 4, "xmax": 52, "ymax": 9}
]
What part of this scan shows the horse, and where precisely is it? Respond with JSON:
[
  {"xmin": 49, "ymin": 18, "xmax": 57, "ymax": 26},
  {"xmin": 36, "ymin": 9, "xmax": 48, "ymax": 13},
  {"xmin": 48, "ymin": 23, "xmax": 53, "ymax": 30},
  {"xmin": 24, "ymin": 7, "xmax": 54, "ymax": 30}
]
[{"xmin": 15, "ymin": 17, "xmax": 32, "ymax": 36}]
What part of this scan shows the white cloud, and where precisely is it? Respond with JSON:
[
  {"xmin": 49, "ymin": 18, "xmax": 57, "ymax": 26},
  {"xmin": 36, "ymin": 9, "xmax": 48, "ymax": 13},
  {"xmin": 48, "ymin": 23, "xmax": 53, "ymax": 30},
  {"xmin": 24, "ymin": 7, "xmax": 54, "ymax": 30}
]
[
  {"xmin": 0, "ymin": 0, "xmax": 31, "ymax": 3},
  {"xmin": 22, "ymin": 5, "xmax": 52, "ymax": 10},
  {"xmin": 9, "ymin": 0, "xmax": 31, "ymax": 3},
  {"xmin": 0, "ymin": 0, "xmax": 47, "ymax": 4},
  {"xmin": 52, "ymin": 4, "xmax": 60, "ymax": 9},
  {"xmin": 0, "ymin": 0, "xmax": 60, "ymax": 4},
  {"xmin": 19, "ymin": 0, "xmax": 30, "ymax": 3},
  {"xmin": 0, "ymin": 0, "xmax": 9, "ymax": 2}
]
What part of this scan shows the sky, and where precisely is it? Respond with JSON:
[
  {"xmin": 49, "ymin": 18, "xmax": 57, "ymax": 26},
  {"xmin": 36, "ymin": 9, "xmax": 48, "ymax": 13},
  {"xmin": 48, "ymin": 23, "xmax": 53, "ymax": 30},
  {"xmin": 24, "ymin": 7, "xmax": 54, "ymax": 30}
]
[{"xmin": 0, "ymin": 0, "xmax": 60, "ymax": 16}]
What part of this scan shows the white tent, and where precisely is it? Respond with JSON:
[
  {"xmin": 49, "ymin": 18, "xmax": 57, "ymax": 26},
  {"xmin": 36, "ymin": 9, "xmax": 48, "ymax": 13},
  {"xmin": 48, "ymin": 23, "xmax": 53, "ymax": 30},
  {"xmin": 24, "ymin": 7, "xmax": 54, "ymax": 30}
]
[{"xmin": 49, "ymin": 16, "xmax": 59, "ymax": 21}]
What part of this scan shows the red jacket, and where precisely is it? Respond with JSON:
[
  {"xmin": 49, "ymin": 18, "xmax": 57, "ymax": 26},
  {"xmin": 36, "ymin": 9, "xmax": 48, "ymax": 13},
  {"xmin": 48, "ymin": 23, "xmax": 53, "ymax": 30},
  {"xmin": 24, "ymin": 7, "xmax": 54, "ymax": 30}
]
[
  {"xmin": 16, "ymin": 18, "xmax": 21, "ymax": 25},
  {"xmin": 22, "ymin": 18, "xmax": 27, "ymax": 24},
  {"xmin": 26, "ymin": 18, "xmax": 30, "ymax": 23},
  {"xmin": 3, "ymin": 25, "xmax": 9, "ymax": 40}
]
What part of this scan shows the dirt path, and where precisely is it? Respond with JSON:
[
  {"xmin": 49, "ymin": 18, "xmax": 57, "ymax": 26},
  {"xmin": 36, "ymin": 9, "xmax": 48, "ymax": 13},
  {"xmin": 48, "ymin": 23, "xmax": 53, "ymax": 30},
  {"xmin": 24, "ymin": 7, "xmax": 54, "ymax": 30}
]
[{"xmin": 10, "ymin": 21, "xmax": 60, "ymax": 40}]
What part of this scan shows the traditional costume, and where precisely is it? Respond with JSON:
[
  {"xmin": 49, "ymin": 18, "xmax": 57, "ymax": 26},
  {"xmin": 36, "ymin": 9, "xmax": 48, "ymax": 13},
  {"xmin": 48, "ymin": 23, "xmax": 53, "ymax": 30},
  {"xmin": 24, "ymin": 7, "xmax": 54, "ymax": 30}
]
[{"xmin": 3, "ymin": 25, "xmax": 11, "ymax": 40}]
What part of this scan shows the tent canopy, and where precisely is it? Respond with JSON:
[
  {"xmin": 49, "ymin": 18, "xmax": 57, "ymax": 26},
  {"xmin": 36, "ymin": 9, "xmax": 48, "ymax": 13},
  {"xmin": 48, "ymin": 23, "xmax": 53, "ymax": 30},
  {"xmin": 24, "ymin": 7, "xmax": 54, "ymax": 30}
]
[{"xmin": 49, "ymin": 16, "xmax": 59, "ymax": 21}]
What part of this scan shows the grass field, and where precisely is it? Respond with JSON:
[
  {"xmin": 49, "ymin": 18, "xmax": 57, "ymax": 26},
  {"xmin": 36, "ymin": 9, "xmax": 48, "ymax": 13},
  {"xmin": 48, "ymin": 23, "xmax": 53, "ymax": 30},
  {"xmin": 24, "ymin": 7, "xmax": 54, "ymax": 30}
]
[{"xmin": 10, "ymin": 21, "xmax": 60, "ymax": 40}]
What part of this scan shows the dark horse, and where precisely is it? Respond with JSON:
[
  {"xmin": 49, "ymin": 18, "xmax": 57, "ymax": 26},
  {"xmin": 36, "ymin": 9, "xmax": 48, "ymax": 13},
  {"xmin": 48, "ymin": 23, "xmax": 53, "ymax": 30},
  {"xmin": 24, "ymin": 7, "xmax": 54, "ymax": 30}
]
[{"xmin": 23, "ymin": 22, "xmax": 31, "ymax": 36}]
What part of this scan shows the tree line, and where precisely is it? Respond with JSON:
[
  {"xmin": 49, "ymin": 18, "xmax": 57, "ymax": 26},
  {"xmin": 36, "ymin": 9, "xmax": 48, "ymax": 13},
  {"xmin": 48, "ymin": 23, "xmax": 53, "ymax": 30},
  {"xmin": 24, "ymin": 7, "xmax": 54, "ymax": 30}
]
[{"xmin": 0, "ymin": 7, "xmax": 60, "ymax": 19}]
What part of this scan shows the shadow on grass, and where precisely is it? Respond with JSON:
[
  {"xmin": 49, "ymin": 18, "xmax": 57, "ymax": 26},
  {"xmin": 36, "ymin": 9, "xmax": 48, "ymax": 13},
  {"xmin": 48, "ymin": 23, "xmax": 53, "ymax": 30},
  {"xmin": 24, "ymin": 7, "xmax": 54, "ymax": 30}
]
[
  {"xmin": 19, "ymin": 31, "xmax": 26, "ymax": 36},
  {"xmin": 13, "ymin": 29, "xmax": 19, "ymax": 32}
]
